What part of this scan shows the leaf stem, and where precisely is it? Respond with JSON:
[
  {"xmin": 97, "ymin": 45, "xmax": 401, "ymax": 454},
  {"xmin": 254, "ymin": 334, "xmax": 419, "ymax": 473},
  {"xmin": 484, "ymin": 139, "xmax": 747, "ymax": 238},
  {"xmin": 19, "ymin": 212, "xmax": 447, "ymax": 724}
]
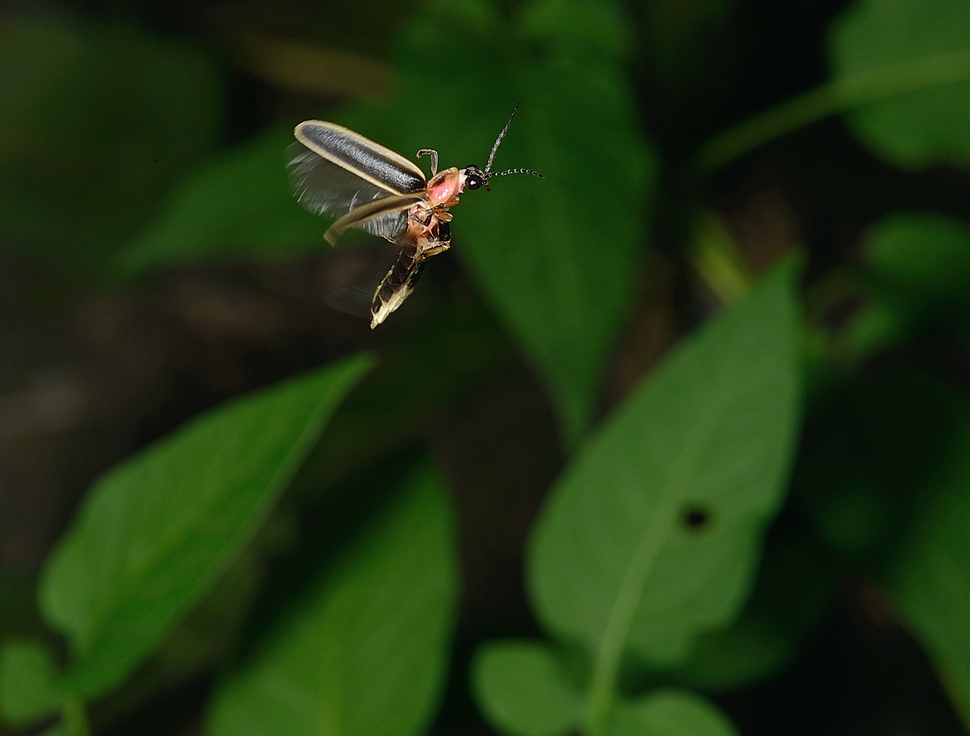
[
  {"xmin": 63, "ymin": 697, "xmax": 91, "ymax": 736},
  {"xmin": 691, "ymin": 49, "xmax": 970, "ymax": 176},
  {"xmin": 585, "ymin": 507, "xmax": 675, "ymax": 736},
  {"xmin": 689, "ymin": 212, "xmax": 754, "ymax": 305}
]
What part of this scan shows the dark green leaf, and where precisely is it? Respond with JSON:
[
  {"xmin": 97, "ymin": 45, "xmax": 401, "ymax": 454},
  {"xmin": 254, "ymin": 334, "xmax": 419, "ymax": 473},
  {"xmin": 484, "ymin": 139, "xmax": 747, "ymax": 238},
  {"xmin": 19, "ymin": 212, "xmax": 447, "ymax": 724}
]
[
  {"xmin": 865, "ymin": 212, "xmax": 970, "ymax": 296},
  {"xmin": 608, "ymin": 690, "xmax": 738, "ymax": 736},
  {"xmin": 0, "ymin": 11, "xmax": 222, "ymax": 265},
  {"xmin": 0, "ymin": 639, "xmax": 61, "ymax": 727},
  {"xmin": 38, "ymin": 354, "xmax": 374, "ymax": 698},
  {"xmin": 637, "ymin": 0, "xmax": 736, "ymax": 86},
  {"xmin": 473, "ymin": 640, "xmax": 582, "ymax": 736},
  {"xmin": 892, "ymin": 422, "xmax": 970, "ymax": 728},
  {"xmin": 385, "ymin": 0, "xmax": 657, "ymax": 446},
  {"xmin": 205, "ymin": 462, "xmax": 459, "ymax": 736},
  {"xmin": 794, "ymin": 369, "xmax": 963, "ymax": 569},
  {"xmin": 529, "ymin": 259, "xmax": 802, "ymax": 666},
  {"xmin": 516, "ymin": 0, "xmax": 633, "ymax": 54},
  {"xmin": 829, "ymin": 0, "xmax": 970, "ymax": 169},
  {"xmin": 117, "ymin": 129, "xmax": 326, "ymax": 276}
]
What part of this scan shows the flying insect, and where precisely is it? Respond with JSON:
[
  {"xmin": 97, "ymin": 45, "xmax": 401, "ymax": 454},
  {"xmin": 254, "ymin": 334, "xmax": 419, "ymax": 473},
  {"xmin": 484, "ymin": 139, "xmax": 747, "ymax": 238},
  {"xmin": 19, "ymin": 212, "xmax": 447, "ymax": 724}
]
[{"xmin": 287, "ymin": 104, "xmax": 543, "ymax": 328}]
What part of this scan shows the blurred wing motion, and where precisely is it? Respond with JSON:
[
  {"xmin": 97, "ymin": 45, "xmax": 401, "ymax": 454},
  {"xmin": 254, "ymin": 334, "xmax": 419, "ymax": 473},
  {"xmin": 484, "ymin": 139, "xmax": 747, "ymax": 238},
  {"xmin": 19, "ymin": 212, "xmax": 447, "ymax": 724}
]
[{"xmin": 288, "ymin": 120, "xmax": 427, "ymax": 244}]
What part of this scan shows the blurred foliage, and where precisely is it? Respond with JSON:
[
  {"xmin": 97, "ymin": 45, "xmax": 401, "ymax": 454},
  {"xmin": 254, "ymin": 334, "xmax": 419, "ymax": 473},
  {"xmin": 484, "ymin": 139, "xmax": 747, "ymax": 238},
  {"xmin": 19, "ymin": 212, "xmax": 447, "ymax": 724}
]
[
  {"xmin": 2, "ymin": 0, "xmax": 970, "ymax": 734},
  {"xmin": 0, "ymin": 640, "xmax": 61, "ymax": 727},
  {"xmin": 206, "ymin": 462, "xmax": 458, "ymax": 736},
  {"xmin": 0, "ymin": 11, "xmax": 222, "ymax": 267},
  {"xmin": 117, "ymin": 129, "xmax": 325, "ymax": 275},
  {"xmin": 892, "ymin": 421, "xmax": 970, "ymax": 726},
  {"xmin": 608, "ymin": 690, "xmax": 738, "ymax": 736},
  {"xmin": 830, "ymin": 0, "xmax": 970, "ymax": 169}
]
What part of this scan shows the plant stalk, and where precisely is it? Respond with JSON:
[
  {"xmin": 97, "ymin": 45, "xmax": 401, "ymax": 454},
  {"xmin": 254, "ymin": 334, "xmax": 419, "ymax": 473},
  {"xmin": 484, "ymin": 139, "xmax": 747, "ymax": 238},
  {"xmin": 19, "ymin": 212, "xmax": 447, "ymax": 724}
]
[
  {"xmin": 691, "ymin": 49, "xmax": 970, "ymax": 176},
  {"xmin": 63, "ymin": 697, "xmax": 91, "ymax": 736}
]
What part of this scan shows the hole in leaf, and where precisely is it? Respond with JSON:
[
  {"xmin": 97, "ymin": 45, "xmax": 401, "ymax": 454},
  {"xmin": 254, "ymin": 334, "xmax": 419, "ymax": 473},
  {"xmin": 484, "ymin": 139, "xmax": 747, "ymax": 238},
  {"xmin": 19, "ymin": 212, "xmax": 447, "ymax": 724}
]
[{"xmin": 682, "ymin": 506, "xmax": 711, "ymax": 531}]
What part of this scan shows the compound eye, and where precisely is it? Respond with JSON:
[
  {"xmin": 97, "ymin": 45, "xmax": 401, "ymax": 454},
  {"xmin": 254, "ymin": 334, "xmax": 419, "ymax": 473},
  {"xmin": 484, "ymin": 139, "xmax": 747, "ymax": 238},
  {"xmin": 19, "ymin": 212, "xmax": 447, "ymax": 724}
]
[{"xmin": 466, "ymin": 175, "xmax": 482, "ymax": 190}]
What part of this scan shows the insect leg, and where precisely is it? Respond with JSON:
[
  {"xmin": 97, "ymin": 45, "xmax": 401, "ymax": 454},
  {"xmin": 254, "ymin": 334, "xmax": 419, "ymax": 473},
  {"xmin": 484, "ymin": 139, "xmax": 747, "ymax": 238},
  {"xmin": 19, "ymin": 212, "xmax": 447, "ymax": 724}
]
[{"xmin": 416, "ymin": 149, "xmax": 439, "ymax": 177}]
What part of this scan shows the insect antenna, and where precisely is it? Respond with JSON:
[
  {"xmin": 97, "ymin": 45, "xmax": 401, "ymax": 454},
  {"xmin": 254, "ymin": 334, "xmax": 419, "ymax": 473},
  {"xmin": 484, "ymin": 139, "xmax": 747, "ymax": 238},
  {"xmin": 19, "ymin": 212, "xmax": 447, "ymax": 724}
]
[
  {"xmin": 487, "ymin": 167, "xmax": 544, "ymax": 179},
  {"xmin": 481, "ymin": 104, "xmax": 545, "ymax": 181},
  {"xmin": 484, "ymin": 103, "xmax": 521, "ymax": 175}
]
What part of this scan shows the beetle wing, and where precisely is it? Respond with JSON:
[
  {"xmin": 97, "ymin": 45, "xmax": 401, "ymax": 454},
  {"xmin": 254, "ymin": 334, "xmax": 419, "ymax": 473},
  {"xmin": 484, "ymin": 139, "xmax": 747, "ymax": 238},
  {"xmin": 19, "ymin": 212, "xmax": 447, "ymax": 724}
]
[
  {"xmin": 288, "ymin": 121, "xmax": 429, "ymax": 245},
  {"xmin": 294, "ymin": 120, "xmax": 426, "ymax": 193},
  {"xmin": 324, "ymin": 194, "xmax": 424, "ymax": 246}
]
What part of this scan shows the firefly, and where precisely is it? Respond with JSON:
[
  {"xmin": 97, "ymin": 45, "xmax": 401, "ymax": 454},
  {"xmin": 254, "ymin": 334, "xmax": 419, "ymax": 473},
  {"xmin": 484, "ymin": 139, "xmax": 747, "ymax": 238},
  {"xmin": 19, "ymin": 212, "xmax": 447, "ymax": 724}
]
[{"xmin": 287, "ymin": 104, "xmax": 543, "ymax": 328}]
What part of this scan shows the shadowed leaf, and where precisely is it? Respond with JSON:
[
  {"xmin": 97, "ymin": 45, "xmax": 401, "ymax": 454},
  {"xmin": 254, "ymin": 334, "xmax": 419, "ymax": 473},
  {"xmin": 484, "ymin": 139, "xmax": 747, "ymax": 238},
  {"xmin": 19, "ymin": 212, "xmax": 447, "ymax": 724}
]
[{"xmin": 205, "ymin": 461, "xmax": 459, "ymax": 736}]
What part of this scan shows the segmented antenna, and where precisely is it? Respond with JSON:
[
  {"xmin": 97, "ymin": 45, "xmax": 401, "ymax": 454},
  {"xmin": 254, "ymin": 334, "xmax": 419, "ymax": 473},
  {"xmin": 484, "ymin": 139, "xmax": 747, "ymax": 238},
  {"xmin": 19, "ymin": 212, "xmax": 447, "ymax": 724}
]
[
  {"xmin": 482, "ymin": 104, "xmax": 545, "ymax": 181},
  {"xmin": 484, "ymin": 104, "xmax": 520, "ymax": 175},
  {"xmin": 488, "ymin": 167, "xmax": 544, "ymax": 179}
]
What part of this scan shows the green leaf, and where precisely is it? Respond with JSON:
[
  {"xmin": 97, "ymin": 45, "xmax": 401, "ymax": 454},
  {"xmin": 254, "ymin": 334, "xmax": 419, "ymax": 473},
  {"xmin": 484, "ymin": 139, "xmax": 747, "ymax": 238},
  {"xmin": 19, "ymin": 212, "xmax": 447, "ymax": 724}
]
[
  {"xmin": 473, "ymin": 640, "xmax": 583, "ymax": 736},
  {"xmin": 829, "ymin": 0, "xmax": 970, "ymax": 169},
  {"xmin": 865, "ymin": 212, "xmax": 970, "ymax": 296},
  {"xmin": 0, "ymin": 639, "xmax": 61, "ymax": 727},
  {"xmin": 608, "ymin": 690, "xmax": 738, "ymax": 736},
  {"xmin": 38, "ymin": 354, "xmax": 374, "ymax": 698},
  {"xmin": 385, "ymin": 0, "xmax": 657, "ymax": 447},
  {"xmin": 0, "ymin": 11, "xmax": 222, "ymax": 266},
  {"xmin": 117, "ymin": 128, "xmax": 326, "ymax": 276},
  {"xmin": 205, "ymin": 461, "xmax": 458, "ymax": 736},
  {"xmin": 516, "ymin": 0, "xmax": 633, "ymax": 55},
  {"xmin": 529, "ymin": 259, "xmax": 802, "ymax": 668},
  {"xmin": 891, "ymin": 422, "xmax": 970, "ymax": 728}
]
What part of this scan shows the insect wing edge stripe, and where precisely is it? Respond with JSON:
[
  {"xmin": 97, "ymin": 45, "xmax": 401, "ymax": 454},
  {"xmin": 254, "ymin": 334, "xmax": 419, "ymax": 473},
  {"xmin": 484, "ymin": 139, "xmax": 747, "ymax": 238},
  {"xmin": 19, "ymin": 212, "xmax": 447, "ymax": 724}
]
[{"xmin": 295, "ymin": 121, "xmax": 426, "ymax": 195}]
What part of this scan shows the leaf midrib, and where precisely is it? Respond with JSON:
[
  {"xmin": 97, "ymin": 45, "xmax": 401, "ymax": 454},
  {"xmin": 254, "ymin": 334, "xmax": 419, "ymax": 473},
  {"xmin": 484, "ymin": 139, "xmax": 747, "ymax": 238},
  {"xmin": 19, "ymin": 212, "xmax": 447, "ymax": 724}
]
[{"xmin": 584, "ymin": 380, "xmax": 732, "ymax": 736}]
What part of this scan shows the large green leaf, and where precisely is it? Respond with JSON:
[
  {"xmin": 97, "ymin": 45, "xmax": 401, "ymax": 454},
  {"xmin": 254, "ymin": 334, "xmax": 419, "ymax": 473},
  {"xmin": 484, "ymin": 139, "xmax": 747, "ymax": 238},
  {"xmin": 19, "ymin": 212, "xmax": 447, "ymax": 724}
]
[
  {"xmin": 529, "ymin": 260, "xmax": 801, "ymax": 670},
  {"xmin": 376, "ymin": 0, "xmax": 656, "ymax": 447},
  {"xmin": 117, "ymin": 128, "xmax": 325, "ymax": 276},
  {"xmin": 608, "ymin": 690, "xmax": 738, "ymax": 736},
  {"xmin": 473, "ymin": 640, "xmax": 583, "ymax": 736},
  {"xmin": 205, "ymin": 461, "xmax": 458, "ymax": 736},
  {"xmin": 0, "ymin": 11, "xmax": 222, "ymax": 264},
  {"xmin": 829, "ymin": 0, "xmax": 970, "ymax": 169},
  {"xmin": 38, "ymin": 354, "xmax": 373, "ymax": 698},
  {"xmin": 892, "ymin": 423, "xmax": 970, "ymax": 728},
  {"xmin": 0, "ymin": 639, "xmax": 61, "ymax": 727}
]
